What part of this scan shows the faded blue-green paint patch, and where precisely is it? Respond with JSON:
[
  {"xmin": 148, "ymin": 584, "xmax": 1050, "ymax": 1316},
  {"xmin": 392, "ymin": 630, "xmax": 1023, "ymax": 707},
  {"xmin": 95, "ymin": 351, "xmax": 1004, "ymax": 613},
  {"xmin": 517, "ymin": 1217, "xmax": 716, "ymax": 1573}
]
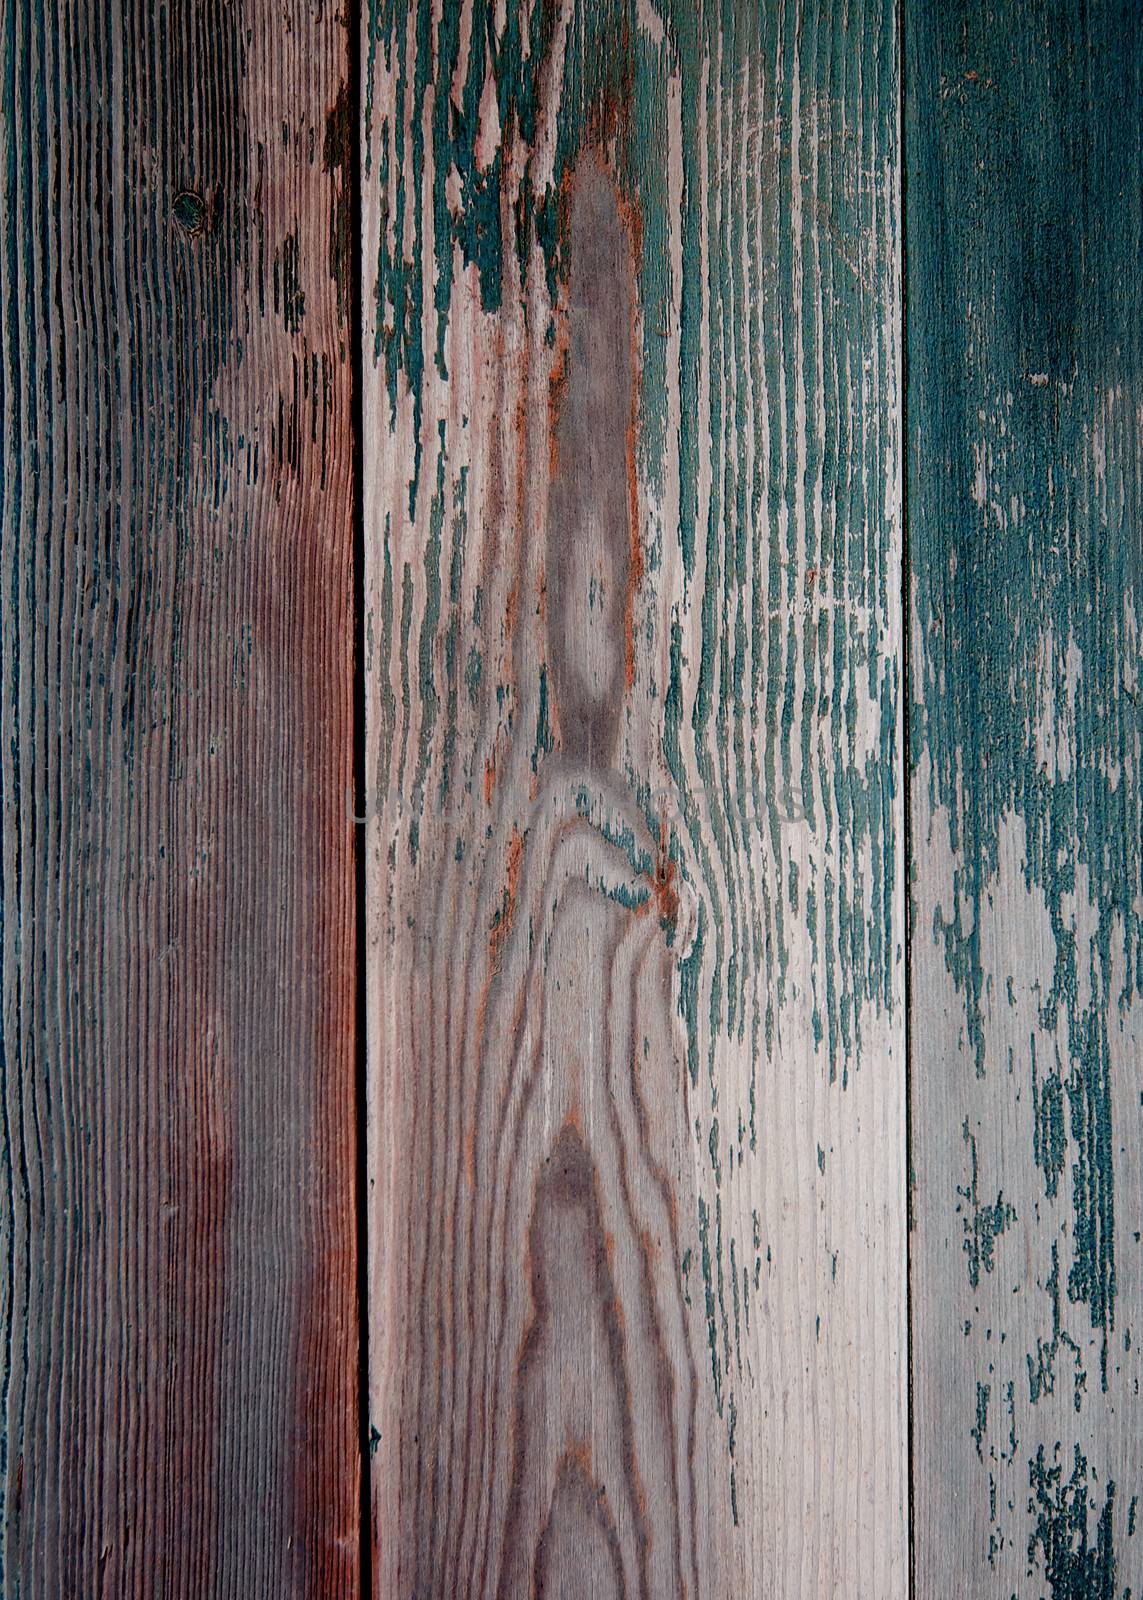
[
  {"xmin": 729, "ymin": 1235, "xmax": 741, "ymax": 1369},
  {"xmin": 1027, "ymin": 1241, "xmax": 1085, "ymax": 1411},
  {"xmin": 1027, "ymin": 1445, "xmax": 1120, "ymax": 1600},
  {"xmin": 588, "ymin": 870, "xmax": 649, "ymax": 914},
  {"xmin": 957, "ymin": 1122, "xmax": 1015, "ymax": 1291},
  {"xmin": 532, "ymin": 663, "xmax": 553, "ymax": 774},
  {"xmin": 368, "ymin": 0, "xmax": 683, "ymax": 511},
  {"xmin": 678, "ymin": 900, "xmax": 705, "ymax": 1090},
  {"xmin": 908, "ymin": 0, "xmax": 1142, "ymax": 1399},
  {"xmin": 396, "ymin": 559, "xmax": 414, "ymax": 801},
  {"xmin": 1032, "ymin": 1036, "xmax": 1067, "ymax": 1201},
  {"xmin": 1065, "ymin": 1017, "xmax": 1117, "ymax": 1389},
  {"xmin": 714, "ymin": 1192, "xmax": 730, "ymax": 1390},
  {"xmin": 1004, "ymin": 1379, "xmax": 1018, "ymax": 1462},
  {"xmin": 698, "ymin": 1194, "xmax": 721, "ymax": 1415},
  {"xmin": 573, "ymin": 785, "xmax": 654, "ymax": 879},
  {"xmin": 464, "ymin": 645, "xmax": 482, "ymax": 708},
  {"xmin": 971, "ymin": 1381, "xmax": 990, "ymax": 1461}
]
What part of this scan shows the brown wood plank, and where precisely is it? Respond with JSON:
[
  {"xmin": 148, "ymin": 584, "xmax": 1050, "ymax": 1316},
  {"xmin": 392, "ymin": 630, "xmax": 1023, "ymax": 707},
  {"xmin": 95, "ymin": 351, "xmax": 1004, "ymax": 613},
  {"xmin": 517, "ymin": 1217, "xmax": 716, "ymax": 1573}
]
[
  {"xmin": 362, "ymin": 2, "xmax": 906, "ymax": 1594},
  {"xmin": 0, "ymin": 1, "xmax": 360, "ymax": 1592}
]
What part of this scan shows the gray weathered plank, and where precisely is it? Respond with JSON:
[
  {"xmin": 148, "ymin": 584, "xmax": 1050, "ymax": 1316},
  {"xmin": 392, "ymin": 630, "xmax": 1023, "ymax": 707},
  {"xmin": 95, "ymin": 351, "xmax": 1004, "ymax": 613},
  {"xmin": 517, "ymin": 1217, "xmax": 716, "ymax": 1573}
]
[
  {"xmin": 907, "ymin": 3, "xmax": 1143, "ymax": 1593},
  {"xmin": 363, "ymin": 1, "xmax": 906, "ymax": 1593},
  {"xmin": 0, "ymin": 2, "xmax": 360, "ymax": 1592}
]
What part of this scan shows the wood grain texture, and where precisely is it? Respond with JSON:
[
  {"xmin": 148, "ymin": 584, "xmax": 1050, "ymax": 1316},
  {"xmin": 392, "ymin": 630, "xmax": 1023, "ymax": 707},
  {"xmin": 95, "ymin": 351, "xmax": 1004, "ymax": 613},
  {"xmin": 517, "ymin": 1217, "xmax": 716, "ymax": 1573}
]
[
  {"xmin": 362, "ymin": 2, "xmax": 906, "ymax": 1594},
  {"xmin": 0, "ymin": 1, "xmax": 359, "ymax": 1593},
  {"xmin": 907, "ymin": 3, "xmax": 1143, "ymax": 1594}
]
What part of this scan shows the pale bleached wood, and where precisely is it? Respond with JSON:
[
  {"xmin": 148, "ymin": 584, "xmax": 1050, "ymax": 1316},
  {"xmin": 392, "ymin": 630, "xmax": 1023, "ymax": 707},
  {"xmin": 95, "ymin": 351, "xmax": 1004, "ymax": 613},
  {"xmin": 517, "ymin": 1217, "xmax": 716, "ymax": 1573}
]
[
  {"xmin": 907, "ymin": 3, "xmax": 1143, "ymax": 1594},
  {"xmin": 363, "ymin": 2, "xmax": 905, "ymax": 1593}
]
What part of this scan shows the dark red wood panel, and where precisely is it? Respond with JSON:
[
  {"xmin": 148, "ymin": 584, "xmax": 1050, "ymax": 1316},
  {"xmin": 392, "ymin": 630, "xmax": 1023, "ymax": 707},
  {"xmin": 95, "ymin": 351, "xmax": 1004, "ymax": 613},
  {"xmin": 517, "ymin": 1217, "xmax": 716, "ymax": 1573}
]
[{"xmin": 0, "ymin": 1, "xmax": 359, "ymax": 1592}]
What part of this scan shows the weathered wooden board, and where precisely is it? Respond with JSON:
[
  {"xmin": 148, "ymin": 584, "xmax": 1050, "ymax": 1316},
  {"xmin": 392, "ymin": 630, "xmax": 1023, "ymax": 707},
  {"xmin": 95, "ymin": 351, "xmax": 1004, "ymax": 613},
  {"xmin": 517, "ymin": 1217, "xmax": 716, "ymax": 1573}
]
[
  {"xmin": 907, "ymin": 3, "xmax": 1143, "ymax": 1594},
  {"xmin": 363, "ymin": 1, "xmax": 905, "ymax": 1593},
  {"xmin": 0, "ymin": 1, "xmax": 359, "ymax": 1593}
]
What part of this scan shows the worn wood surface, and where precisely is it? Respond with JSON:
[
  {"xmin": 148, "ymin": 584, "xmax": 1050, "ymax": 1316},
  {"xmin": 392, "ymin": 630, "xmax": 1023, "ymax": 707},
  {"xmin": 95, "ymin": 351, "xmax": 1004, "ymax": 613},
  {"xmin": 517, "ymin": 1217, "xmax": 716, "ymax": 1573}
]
[
  {"xmin": 363, "ymin": 2, "xmax": 906, "ymax": 1594},
  {"xmin": 13, "ymin": 0, "xmax": 1139, "ymax": 1591},
  {"xmin": 907, "ymin": 3, "xmax": 1143, "ymax": 1595},
  {"xmin": 0, "ymin": 1, "xmax": 360, "ymax": 1593}
]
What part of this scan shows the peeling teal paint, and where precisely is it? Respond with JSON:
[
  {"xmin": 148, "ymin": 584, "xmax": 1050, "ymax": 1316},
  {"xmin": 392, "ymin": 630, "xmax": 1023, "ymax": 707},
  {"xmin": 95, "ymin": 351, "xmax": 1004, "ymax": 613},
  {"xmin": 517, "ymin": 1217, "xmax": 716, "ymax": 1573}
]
[
  {"xmin": 678, "ymin": 899, "xmax": 705, "ymax": 1091},
  {"xmin": 368, "ymin": 0, "xmax": 903, "ymax": 1509},
  {"xmin": 698, "ymin": 1195, "xmax": 721, "ymax": 1415},
  {"xmin": 1031, "ymin": 1036, "xmax": 1067, "ymax": 1201},
  {"xmin": 958, "ymin": 1122, "xmax": 1016, "ymax": 1290},
  {"xmin": 1065, "ymin": 1019, "xmax": 1117, "ymax": 1388},
  {"xmin": 532, "ymin": 663, "xmax": 554, "ymax": 774},
  {"xmin": 1028, "ymin": 1445, "xmax": 1119, "ymax": 1600},
  {"xmin": 908, "ymin": 0, "xmax": 1141, "ymax": 1447},
  {"xmin": 971, "ymin": 1382, "xmax": 990, "ymax": 1460},
  {"xmin": 1029, "ymin": 1243, "xmax": 1092, "ymax": 1508}
]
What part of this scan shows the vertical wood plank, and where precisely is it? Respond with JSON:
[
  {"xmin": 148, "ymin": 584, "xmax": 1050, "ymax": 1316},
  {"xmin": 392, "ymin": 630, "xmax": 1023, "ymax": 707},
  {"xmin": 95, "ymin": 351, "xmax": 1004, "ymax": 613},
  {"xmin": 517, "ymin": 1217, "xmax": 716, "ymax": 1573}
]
[
  {"xmin": 907, "ymin": 4, "xmax": 1143, "ymax": 1593},
  {"xmin": 0, "ymin": 1, "xmax": 360, "ymax": 1593},
  {"xmin": 363, "ymin": 2, "xmax": 906, "ymax": 1592}
]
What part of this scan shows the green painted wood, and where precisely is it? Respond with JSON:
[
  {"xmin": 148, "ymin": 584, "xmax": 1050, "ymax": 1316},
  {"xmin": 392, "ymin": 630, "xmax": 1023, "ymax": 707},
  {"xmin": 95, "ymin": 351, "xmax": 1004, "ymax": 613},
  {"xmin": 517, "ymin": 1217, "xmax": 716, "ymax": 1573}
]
[
  {"xmin": 906, "ymin": 3, "xmax": 1143, "ymax": 1594},
  {"xmin": 363, "ymin": 1, "xmax": 905, "ymax": 1592},
  {"xmin": 0, "ymin": 2, "xmax": 360, "ymax": 1592}
]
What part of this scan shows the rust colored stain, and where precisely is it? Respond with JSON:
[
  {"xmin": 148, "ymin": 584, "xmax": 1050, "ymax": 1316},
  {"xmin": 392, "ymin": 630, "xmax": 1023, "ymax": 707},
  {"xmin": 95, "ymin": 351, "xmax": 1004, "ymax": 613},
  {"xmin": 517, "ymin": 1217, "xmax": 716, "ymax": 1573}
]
[
  {"xmin": 489, "ymin": 826, "xmax": 524, "ymax": 976},
  {"xmin": 503, "ymin": 577, "xmax": 519, "ymax": 648},
  {"xmin": 647, "ymin": 815, "xmax": 679, "ymax": 934},
  {"xmin": 639, "ymin": 1226, "xmax": 660, "ymax": 1267},
  {"xmin": 547, "ymin": 326, "xmax": 569, "ymax": 482}
]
